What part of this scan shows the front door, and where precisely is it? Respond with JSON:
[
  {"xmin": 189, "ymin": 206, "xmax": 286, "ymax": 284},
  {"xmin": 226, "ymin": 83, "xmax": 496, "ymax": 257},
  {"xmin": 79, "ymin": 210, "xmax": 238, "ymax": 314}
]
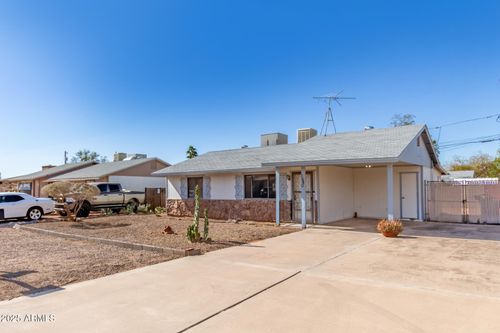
[
  {"xmin": 292, "ymin": 172, "xmax": 314, "ymax": 223},
  {"xmin": 400, "ymin": 172, "xmax": 418, "ymax": 219}
]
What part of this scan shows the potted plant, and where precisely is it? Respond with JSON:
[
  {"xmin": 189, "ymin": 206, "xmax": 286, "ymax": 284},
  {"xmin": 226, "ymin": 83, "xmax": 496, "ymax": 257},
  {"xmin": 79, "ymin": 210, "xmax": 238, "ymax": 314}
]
[{"xmin": 377, "ymin": 219, "xmax": 403, "ymax": 237}]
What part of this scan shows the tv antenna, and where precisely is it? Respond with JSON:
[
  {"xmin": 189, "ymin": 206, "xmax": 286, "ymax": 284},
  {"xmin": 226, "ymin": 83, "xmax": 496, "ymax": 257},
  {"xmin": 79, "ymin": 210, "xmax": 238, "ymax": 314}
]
[{"xmin": 313, "ymin": 91, "xmax": 356, "ymax": 135}]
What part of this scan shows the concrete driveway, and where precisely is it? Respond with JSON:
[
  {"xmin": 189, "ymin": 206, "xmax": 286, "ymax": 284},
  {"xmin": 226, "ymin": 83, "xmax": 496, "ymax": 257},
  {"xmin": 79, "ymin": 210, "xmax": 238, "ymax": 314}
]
[{"xmin": 2, "ymin": 219, "xmax": 500, "ymax": 332}]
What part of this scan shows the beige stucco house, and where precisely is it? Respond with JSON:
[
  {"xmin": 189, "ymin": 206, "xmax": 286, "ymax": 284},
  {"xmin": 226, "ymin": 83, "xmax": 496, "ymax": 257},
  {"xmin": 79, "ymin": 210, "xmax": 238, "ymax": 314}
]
[
  {"xmin": 48, "ymin": 158, "xmax": 170, "ymax": 192},
  {"xmin": 2, "ymin": 161, "xmax": 96, "ymax": 197},
  {"xmin": 154, "ymin": 125, "xmax": 445, "ymax": 226}
]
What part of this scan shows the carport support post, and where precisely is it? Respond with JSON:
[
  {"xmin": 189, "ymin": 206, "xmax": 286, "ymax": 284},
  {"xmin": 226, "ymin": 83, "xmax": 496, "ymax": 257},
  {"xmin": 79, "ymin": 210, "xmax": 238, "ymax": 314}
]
[
  {"xmin": 301, "ymin": 166, "xmax": 306, "ymax": 229},
  {"xmin": 275, "ymin": 168, "xmax": 280, "ymax": 226},
  {"xmin": 387, "ymin": 164, "xmax": 394, "ymax": 220}
]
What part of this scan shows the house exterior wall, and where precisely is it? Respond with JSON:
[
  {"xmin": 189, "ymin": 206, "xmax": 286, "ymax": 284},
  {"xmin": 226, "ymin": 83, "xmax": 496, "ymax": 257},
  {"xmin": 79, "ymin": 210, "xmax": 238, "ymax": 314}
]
[
  {"xmin": 111, "ymin": 160, "xmax": 169, "ymax": 177},
  {"xmin": 318, "ymin": 166, "xmax": 354, "ymax": 223},
  {"xmin": 399, "ymin": 135, "xmax": 433, "ymax": 167},
  {"xmin": 351, "ymin": 165, "xmax": 425, "ymax": 221},
  {"xmin": 165, "ymin": 172, "xmax": 292, "ymax": 221},
  {"xmin": 167, "ymin": 176, "xmax": 182, "ymax": 199},
  {"xmin": 166, "ymin": 199, "xmax": 292, "ymax": 222},
  {"xmin": 210, "ymin": 174, "xmax": 237, "ymax": 199},
  {"xmin": 108, "ymin": 176, "xmax": 167, "ymax": 192}
]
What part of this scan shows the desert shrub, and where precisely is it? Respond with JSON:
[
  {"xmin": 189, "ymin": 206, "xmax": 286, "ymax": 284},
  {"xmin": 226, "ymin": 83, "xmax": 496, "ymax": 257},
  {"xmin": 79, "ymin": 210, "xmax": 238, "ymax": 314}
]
[
  {"xmin": 125, "ymin": 204, "xmax": 136, "ymax": 215},
  {"xmin": 42, "ymin": 182, "xmax": 100, "ymax": 221},
  {"xmin": 137, "ymin": 204, "xmax": 152, "ymax": 214},
  {"xmin": 154, "ymin": 206, "xmax": 166, "ymax": 216},
  {"xmin": 101, "ymin": 208, "xmax": 114, "ymax": 216},
  {"xmin": 377, "ymin": 219, "xmax": 404, "ymax": 234}
]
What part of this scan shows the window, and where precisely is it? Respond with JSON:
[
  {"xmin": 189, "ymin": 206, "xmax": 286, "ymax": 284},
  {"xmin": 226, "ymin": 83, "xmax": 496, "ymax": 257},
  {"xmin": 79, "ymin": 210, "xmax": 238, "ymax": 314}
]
[
  {"xmin": 18, "ymin": 183, "xmax": 32, "ymax": 194},
  {"xmin": 1, "ymin": 195, "xmax": 24, "ymax": 203},
  {"xmin": 188, "ymin": 177, "xmax": 203, "ymax": 199},
  {"xmin": 97, "ymin": 184, "xmax": 109, "ymax": 193},
  {"xmin": 108, "ymin": 184, "xmax": 121, "ymax": 192},
  {"xmin": 244, "ymin": 175, "xmax": 276, "ymax": 199}
]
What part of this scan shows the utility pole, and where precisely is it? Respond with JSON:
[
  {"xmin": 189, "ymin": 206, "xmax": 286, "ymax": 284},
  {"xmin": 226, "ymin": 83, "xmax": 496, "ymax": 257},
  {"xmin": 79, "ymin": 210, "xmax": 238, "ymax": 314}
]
[{"xmin": 64, "ymin": 151, "xmax": 68, "ymax": 164}]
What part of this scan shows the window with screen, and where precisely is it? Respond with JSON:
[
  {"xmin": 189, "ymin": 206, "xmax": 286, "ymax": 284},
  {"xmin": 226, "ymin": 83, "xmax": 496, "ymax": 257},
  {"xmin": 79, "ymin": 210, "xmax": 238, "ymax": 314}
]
[
  {"xmin": 187, "ymin": 177, "xmax": 203, "ymax": 199},
  {"xmin": 244, "ymin": 175, "xmax": 276, "ymax": 199}
]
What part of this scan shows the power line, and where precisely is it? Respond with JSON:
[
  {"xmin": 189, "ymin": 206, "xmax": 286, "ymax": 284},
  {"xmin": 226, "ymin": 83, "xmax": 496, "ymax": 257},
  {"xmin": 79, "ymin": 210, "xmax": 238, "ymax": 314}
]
[
  {"xmin": 439, "ymin": 134, "xmax": 500, "ymax": 151},
  {"xmin": 432, "ymin": 113, "xmax": 500, "ymax": 142}
]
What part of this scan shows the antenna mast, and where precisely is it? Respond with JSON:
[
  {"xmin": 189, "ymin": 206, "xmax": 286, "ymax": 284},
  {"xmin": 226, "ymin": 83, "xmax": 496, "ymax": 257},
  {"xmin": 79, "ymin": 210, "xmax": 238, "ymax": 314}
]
[{"xmin": 313, "ymin": 91, "xmax": 356, "ymax": 135}]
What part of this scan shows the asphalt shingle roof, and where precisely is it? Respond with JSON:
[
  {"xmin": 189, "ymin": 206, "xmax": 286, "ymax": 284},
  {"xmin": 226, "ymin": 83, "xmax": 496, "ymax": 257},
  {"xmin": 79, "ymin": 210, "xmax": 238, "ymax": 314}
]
[
  {"xmin": 49, "ymin": 158, "xmax": 167, "ymax": 181},
  {"xmin": 154, "ymin": 124, "xmax": 433, "ymax": 176},
  {"xmin": 3, "ymin": 161, "xmax": 96, "ymax": 182}
]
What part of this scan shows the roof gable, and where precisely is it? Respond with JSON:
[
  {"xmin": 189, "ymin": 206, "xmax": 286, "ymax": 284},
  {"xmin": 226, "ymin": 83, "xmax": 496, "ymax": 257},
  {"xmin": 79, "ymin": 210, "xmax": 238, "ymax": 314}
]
[
  {"xmin": 3, "ymin": 161, "xmax": 96, "ymax": 182},
  {"xmin": 49, "ymin": 158, "xmax": 169, "ymax": 181}
]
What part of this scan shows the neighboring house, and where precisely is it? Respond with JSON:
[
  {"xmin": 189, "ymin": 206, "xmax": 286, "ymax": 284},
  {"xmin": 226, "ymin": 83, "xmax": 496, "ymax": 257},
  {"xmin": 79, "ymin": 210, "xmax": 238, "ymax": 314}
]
[
  {"xmin": 441, "ymin": 170, "xmax": 498, "ymax": 185},
  {"xmin": 47, "ymin": 158, "xmax": 170, "ymax": 191},
  {"xmin": 441, "ymin": 170, "xmax": 475, "ymax": 181},
  {"xmin": 154, "ymin": 124, "xmax": 445, "ymax": 225},
  {"xmin": 2, "ymin": 161, "xmax": 96, "ymax": 197}
]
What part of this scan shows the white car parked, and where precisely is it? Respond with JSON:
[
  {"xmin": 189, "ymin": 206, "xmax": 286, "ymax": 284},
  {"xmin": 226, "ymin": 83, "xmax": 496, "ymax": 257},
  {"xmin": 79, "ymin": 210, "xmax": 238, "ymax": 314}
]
[{"xmin": 0, "ymin": 192, "xmax": 54, "ymax": 221}]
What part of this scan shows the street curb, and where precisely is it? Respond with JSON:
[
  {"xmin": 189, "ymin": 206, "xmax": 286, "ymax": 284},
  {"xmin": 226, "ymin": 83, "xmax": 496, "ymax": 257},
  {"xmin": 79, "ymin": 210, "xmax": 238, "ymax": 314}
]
[{"xmin": 19, "ymin": 225, "xmax": 201, "ymax": 256}]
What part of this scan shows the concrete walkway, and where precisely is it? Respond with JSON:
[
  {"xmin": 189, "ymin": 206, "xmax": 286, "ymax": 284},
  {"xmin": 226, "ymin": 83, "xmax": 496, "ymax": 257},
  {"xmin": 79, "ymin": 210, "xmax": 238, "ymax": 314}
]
[{"xmin": 2, "ymin": 219, "xmax": 500, "ymax": 332}]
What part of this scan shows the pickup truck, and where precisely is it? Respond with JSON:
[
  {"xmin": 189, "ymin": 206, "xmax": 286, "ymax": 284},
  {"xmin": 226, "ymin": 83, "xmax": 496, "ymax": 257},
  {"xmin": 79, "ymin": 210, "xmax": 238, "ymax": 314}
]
[{"xmin": 55, "ymin": 183, "xmax": 145, "ymax": 217}]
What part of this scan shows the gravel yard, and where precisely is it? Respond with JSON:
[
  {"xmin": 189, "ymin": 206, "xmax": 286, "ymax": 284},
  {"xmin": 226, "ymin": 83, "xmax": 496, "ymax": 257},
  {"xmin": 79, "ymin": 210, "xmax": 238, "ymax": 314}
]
[
  {"xmin": 0, "ymin": 215, "xmax": 296, "ymax": 301},
  {"xmin": 33, "ymin": 214, "xmax": 297, "ymax": 253},
  {"xmin": 0, "ymin": 228, "xmax": 177, "ymax": 301}
]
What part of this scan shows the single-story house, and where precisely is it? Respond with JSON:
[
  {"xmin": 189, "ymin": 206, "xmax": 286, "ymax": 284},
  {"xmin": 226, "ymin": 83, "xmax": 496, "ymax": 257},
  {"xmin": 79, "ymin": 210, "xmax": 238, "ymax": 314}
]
[
  {"xmin": 48, "ymin": 158, "xmax": 170, "ymax": 192},
  {"xmin": 2, "ymin": 161, "xmax": 96, "ymax": 197},
  {"xmin": 154, "ymin": 124, "xmax": 445, "ymax": 226}
]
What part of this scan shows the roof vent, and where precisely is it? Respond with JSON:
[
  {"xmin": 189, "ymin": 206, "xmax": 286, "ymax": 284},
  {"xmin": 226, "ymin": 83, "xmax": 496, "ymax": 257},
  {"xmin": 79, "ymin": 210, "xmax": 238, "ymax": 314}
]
[
  {"xmin": 297, "ymin": 128, "xmax": 317, "ymax": 143},
  {"xmin": 42, "ymin": 165, "xmax": 56, "ymax": 171},
  {"xmin": 260, "ymin": 133, "xmax": 288, "ymax": 147},
  {"xmin": 364, "ymin": 126, "xmax": 375, "ymax": 131}
]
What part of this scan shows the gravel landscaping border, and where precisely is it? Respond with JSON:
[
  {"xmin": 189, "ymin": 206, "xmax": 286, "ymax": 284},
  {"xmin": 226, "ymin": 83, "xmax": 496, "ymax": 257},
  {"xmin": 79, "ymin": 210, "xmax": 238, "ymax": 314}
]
[{"xmin": 19, "ymin": 225, "xmax": 201, "ymax": 256}]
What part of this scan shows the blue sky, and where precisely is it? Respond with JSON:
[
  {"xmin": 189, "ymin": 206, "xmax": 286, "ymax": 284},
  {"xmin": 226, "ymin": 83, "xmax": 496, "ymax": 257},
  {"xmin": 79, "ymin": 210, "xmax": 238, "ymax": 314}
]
[{"xmin": 0, "ymin": 0, "xmax": 499, "ymax": 178}]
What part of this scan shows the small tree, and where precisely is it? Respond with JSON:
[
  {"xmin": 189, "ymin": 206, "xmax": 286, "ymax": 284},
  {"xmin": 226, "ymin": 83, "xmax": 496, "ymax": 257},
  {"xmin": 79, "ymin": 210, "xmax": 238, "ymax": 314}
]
[
  {"xmin": 71, "ymin": 149, "xmax": 108, "ymax": 163},
  {"xmin": 447, "ymin": 151, "xmax": 499, "ymax": 177},
  {"xmin": 186, "ymin": 185, "xmax": 201, "ymax": 242},
  {"xmin": 390, "ymin": 114, "xmax": 416, "ymax": 127},
  {"xmin": 186, "ymin": 146, "xmax": 198, "ymax": 159},
  {"xmin": 42, "ymin": 182, "xmax": 100, "ymax": 221}
]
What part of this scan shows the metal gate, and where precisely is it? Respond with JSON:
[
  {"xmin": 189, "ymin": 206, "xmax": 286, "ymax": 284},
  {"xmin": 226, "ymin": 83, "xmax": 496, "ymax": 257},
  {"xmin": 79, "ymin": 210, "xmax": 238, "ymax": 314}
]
[{"xmin": 425, "ymin": 181, "xmax": 500, "ymax": 224}]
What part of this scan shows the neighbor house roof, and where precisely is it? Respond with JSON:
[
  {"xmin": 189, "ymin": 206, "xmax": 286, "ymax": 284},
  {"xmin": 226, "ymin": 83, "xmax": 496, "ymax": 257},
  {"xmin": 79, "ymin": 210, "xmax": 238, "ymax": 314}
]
[
  {"xmin": 3, "ymin": 161, "xmax": 96, "ymax": 182},
  {"xmin": 49, "ymin": 158, "xmax": 169, "ymax": 181},
  {"xmin": 154, "ymin": 124, "xmax": 444, "ymax": 176}
]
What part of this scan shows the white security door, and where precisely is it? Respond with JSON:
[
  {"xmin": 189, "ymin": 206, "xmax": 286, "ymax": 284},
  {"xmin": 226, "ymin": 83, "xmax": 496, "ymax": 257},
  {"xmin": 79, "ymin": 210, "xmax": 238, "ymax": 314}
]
[{"xmin": 400, "ymin": 173, "xmax": 418, "ymax": 219}]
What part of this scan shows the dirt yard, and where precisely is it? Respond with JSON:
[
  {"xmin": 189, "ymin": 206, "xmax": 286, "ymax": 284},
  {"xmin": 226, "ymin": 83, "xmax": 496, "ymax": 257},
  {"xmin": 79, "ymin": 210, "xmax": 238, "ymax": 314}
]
[
  {"xmin": 0, "ymin": 215, "xmax": 296, "ymax": 301},
  {"xmin": 0, "ymin": 228, "xmax": 178, "ymax": 301},
  {"xmin": 34, "ymin": 214, "xmax": 297, "ymax": 252}
]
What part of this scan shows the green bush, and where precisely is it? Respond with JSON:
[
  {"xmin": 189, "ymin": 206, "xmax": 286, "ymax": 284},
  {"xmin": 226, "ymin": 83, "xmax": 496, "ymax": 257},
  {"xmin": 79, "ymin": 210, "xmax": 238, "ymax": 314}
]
[
  {"xmin": 155, "ymin": 206, "xmax": 166, "ymax": 216},
  {"xmin": 101, "ymin": 208, "xmax": 114, "ymax": 216},
  {"xmin": 137, "ymin": 204, "xmax": 152, "ymax": 214}
]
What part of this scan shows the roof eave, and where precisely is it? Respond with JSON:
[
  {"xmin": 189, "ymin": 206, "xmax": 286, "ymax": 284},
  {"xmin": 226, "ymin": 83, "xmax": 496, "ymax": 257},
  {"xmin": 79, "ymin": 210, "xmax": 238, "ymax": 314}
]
[
  {"xmin": 154, "ymin": 167, "xmax": 276, "ymax": 177},
  {"xmin": 262, "ymin": 157, "xmax": 400, "ymax": 168}
]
